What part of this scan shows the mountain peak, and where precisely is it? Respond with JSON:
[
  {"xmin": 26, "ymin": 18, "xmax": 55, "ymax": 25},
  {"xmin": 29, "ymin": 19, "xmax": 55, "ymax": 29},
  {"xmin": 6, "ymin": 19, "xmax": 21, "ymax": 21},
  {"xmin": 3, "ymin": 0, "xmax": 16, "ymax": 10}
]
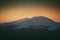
[
  {"xmin": 14, "ymin": 16, "xmax": 56, "ymax": 26},
  {"xmin": 17, "ymin": 16, "xmax": 53, "ymax": 21},
  {"xmin": 30, "ymin": 16, "xmax": 55, "ymax": 22},
  {"xmin": 32, "ymin": 16, "xmax": 46, "ymax": 18}
]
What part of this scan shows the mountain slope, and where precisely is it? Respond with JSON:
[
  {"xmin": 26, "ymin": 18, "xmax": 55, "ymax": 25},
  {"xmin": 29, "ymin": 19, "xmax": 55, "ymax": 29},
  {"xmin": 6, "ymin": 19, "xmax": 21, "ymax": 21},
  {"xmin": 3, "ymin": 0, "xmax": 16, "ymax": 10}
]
[{"xmin": 0, "ymin": 16, "xmax": 59, "ymax": 30}]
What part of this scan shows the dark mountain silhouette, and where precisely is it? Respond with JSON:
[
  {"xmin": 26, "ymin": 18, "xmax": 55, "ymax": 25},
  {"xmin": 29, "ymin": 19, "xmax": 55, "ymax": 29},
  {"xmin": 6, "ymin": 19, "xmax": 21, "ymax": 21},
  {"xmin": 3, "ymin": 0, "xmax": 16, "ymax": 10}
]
[
  {"xmin": 0, "ymin": 16, "xmax": 60, "ymax": 40},
  {"xmin": 0, "ymin": 16, "xmax": 60, "ymax": 30}
]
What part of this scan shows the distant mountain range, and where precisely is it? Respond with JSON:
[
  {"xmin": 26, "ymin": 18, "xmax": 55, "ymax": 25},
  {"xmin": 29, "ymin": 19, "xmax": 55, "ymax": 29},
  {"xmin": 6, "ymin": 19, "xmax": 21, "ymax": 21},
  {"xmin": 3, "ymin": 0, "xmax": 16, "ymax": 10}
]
[{"xmin": 0, "ymin": 16, "xmax": 60, "ymax": 30}]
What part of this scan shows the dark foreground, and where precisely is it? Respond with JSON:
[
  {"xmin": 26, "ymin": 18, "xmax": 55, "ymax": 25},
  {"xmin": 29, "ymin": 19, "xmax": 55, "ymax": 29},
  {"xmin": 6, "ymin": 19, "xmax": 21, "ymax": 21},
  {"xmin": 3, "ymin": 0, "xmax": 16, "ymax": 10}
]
[{"xmin": 0, "ymin": 28, "xmax": 60, "ymax": 40}]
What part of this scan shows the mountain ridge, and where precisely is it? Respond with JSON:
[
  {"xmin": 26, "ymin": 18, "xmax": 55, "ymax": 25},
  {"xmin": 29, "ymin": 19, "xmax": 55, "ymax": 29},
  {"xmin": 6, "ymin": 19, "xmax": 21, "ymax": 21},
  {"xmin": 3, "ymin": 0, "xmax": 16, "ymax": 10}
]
[
  {"xmin": 0, "ymin": 16, "xmax": 59, "ymax": 24},
  {"xmin": 0, "ymin": 16, "xmax": 60, "ymax": 30}
]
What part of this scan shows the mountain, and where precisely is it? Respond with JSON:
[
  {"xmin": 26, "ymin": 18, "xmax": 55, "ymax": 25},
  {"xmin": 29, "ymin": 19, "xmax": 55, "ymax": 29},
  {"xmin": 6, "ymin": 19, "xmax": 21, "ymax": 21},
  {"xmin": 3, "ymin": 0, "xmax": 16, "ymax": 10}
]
[{"xmin": 0, "ymin": 16, "xmax": 60, "ymax": 30}]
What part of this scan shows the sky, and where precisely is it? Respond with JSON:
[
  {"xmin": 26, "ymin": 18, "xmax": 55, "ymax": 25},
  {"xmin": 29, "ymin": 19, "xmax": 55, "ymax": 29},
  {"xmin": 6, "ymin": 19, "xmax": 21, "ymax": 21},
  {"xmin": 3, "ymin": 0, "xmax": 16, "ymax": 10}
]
[{"xmin": 0, "ymin": 0, "xmax": 60, "ymax": 23}]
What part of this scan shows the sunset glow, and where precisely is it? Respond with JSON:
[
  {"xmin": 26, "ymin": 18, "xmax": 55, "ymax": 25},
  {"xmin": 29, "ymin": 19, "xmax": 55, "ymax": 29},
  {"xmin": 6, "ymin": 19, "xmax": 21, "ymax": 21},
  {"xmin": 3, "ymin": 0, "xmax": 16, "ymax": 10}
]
[{"xmin": 0, "ymin": 4, "xmax": 60, "ymax": 23}]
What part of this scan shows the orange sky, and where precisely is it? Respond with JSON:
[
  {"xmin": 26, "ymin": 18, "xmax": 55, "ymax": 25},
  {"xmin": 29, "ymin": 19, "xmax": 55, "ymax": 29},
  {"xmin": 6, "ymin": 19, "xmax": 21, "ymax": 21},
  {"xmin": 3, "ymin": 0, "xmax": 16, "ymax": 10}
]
[{"xmin": 0, "ymin": 4, "xmax": 60, "ymax": 23}]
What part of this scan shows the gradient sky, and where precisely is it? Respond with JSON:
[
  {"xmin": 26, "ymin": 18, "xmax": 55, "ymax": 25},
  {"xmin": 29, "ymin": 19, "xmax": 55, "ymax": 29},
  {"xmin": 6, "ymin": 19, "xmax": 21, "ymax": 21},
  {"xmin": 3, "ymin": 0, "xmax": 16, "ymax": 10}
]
[{"xmin": 0, "ymin": 0, "xmax": 60, "ymax": 23}]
